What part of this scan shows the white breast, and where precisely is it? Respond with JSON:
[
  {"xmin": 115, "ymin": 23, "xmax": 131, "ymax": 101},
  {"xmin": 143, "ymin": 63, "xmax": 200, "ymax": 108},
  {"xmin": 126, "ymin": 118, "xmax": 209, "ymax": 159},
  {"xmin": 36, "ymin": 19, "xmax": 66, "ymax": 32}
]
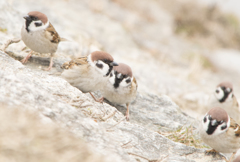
[
  {"xmin": 21, "ymin": 26, "xmax": 58, "ymax": 54},
  {"xmin": 102, "ymin": 81, "xmax": 137, "ymax": 105}
]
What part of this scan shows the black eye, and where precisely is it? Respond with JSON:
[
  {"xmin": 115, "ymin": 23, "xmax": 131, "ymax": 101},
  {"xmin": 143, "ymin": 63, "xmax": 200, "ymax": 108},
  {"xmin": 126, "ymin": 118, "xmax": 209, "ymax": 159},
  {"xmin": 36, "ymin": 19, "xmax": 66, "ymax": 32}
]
[
  {"xmin": 126, "ymin": 79, "xmax": 131, "ymax": 83},
  {"xmin": 203, "ymin": 116, "xmax": 207, "ymax": 123},
  {"xmin": 96, "ymin": 63, "xmax": 103, "ymax": 69},
  {"xmin": 110, "ymin": 73, "xmax": 113, "ymax": 77},
  {"xmin": 35, "ymin": 22, "xmax": 42, "ymax": 27}
]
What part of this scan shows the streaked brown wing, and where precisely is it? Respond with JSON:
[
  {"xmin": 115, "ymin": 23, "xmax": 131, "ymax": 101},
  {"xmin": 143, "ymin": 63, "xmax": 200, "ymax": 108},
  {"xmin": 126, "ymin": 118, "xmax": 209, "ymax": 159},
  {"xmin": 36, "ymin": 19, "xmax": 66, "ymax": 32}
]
[
  {"xmin": 45, "ymin": 22, "xmax": 60, "ymax": 43},
  {"xmin": 133, "ymin": 77, "xmax": 138, "ymax": 89},
  {"xmin": 230, "ymin": 117, "xmax": 240, "ymax": 137},
  {"xmin": 62, "ymin": 57, "xmax": 88, "ymax": 69}
]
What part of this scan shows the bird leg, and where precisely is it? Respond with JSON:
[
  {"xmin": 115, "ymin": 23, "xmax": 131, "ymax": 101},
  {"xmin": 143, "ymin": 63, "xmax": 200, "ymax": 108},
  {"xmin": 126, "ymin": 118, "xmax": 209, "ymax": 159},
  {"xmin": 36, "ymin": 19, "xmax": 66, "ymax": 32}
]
[
  {"xmin": 205, "ymin": 149, "xmax": 218, "ymax": 157},
  {"xmin": 44, "ymin": 56, "xmax": 54, "ymax": 71},
  {"xmin": 126, "ymin": 103, "xmax": 130, "ymax": 121},
  {"xmin": 225, "ymin": 152, "xmax": 236, "ymax": 162},
  {"xmin": 1, "ymin": 38, "xmax": 21, "ymax": 52},
  {"xmin": 89, "ymin": 92, "xmax": 104, "ymax": 103},
  {"xmin": 21, "ymin": 50, "xmax": 33, "ymax": 64}
]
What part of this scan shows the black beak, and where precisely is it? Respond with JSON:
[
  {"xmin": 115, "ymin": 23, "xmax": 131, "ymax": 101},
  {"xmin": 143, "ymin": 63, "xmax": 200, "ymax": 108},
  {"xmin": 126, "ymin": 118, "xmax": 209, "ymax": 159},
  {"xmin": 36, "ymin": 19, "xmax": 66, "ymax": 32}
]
[
  {"xmin": 109, "ymin": 61, "xmax": 118, "ymax": 66},
  {"xmin": 23, "ymin": 15, "xmax": 31, "ymax": 21}
]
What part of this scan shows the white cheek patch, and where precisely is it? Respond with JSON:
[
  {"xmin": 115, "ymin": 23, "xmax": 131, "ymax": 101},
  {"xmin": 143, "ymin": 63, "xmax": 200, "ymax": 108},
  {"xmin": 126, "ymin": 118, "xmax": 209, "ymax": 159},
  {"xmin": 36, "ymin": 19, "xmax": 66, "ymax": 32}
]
[
  {"xmin": 119, "ymin": 77, "xmax": 132, "ymax": 87},
  {"xmin": 213, "ymin": 119, "xmax": 229, "ymax": 136},
  {"xmin": 225, "ymin": 92, "xmax": 233, "ymax": 102},
  {"xmin": 28, "ymin": 20, "xmax": 49, "ymax": 32},
  {"xmin": 96, "ymin": 60, "xmax": 109, "ymax": 77},
  {"xmin": 202, "ymin": 115, "xmax": 210, "ymax": 132},
  {"xmin": 109, "ymin": 72, "xmax": 115, "ymax": 85},
  {"xmin": 87, "ymin": 55, "xmax": 110, "ymax": 76},
  {"xmin": 214, "ymin": 87, "xmax": 224, "ymax": 100}
]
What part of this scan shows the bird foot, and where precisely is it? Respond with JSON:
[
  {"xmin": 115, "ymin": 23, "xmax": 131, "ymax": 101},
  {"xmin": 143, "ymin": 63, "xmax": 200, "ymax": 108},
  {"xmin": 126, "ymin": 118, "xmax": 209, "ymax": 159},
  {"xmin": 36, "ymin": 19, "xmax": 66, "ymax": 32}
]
[
  {"xmin": 21, "ymin": 54, "xmax": 31, "ymax": 64},
  {"xmin": 89, "ymin": 93, "xmax": 104, "ymax": 104}
]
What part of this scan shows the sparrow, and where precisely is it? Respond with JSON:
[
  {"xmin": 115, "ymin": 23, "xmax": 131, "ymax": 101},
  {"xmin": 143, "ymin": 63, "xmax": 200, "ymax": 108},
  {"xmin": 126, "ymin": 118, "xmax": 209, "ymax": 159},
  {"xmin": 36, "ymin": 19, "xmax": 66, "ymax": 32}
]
[
  {"xmin": 101, "ymin": 63, "xmax": 138, "ymax": 121},
  {"xmin": 20, "ymin": 11, "xmax": 66, "ymax": 70},
  {"xmin": 199, "ymin": 107, "xmax": 240, "ymax": 162},
  {"xmin": 61, "ymin": 51, "xmax": 118, "ymax": 101},
  {"xmin": 209, "ymin": 82, "xmax": 240, "ymax": 122}
]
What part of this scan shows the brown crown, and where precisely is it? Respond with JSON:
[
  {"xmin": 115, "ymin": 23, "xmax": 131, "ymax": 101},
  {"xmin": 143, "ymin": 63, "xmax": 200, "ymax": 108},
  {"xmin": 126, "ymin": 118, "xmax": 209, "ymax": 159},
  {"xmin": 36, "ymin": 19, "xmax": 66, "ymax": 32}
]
[
  {"xmin": 208, "ymin": 107, "xmax": 228, "ymax": 123},
  {"xmin": 28, "ymin": 11, "xmax": 48, "ymax": 24},
  {"xmin": 91, "ymin": 51, "xmax": 114, "ymax": 62},
  {"xmin": 113, "ymin": 63, "xmax": 132, "ymax": 77},
  {"xmin": 217, "ymin": 81, "xmax": 233, "ymax": 90}
]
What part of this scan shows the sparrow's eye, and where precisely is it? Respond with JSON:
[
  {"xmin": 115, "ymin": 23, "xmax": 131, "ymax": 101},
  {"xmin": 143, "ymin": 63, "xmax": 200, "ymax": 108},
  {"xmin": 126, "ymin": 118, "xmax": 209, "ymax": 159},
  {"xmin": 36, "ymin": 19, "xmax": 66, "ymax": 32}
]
[
  {"xmin": 110, "ymin": 73, "xmax": 113, "ymax": 77},
  {"xmin": 203, "ymin": 116, "xmax": 207, "ymax": 123},
  {"xmin": 35, "ymin": 22, "xmax": 42, "ymax": 27}
]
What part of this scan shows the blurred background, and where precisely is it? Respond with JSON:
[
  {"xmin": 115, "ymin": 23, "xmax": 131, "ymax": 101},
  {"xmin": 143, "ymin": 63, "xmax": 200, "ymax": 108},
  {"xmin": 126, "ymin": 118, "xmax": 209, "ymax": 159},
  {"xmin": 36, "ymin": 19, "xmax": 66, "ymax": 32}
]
[{"xmin": 1, "ymin": 0, "xmax": 240, "ymax": 120}]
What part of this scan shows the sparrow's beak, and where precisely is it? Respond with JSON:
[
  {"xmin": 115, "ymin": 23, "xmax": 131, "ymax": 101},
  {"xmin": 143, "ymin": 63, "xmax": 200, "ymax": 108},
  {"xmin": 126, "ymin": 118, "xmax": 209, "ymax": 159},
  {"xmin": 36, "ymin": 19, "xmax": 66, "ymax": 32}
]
[
  {"xmin": 23, "ymin": 15, "xmax": 31, "ymax": 21},
  {"xmin": 109, "ymin": 61, "xmax": 118, "ymax": 66}
]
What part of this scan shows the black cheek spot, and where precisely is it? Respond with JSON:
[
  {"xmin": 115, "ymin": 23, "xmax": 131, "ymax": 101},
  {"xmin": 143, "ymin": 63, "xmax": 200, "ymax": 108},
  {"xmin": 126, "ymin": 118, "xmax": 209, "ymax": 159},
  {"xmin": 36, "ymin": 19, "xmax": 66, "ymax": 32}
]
[
  {"xmin": 203, "ymin": 116, "xmax": 207, "ymax": 123},
  {"xmin": 126, "ymin": 79, "xmax": 131, "ymax": 83},
  {"xmin": 96, "ymin": 63, "xmax": 103, "ymax": 69},
  {"xmin": 216, "ymin": 89, "xmax": 219, "ymax": 93},
  {"xmin": 221, "ymin": 125, "xmax": 227, "ymax": 130},
  {"xmin": 35, "ymin": 22, "xmax": 42, "ymax": 27}
]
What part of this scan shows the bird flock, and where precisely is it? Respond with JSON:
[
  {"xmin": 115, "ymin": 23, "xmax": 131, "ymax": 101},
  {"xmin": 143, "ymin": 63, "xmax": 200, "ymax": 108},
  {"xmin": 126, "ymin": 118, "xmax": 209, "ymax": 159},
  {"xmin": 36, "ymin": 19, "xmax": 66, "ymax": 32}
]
[{"xmin": 1, "ymin": 11, "xmax": 240, "ymax": 162}]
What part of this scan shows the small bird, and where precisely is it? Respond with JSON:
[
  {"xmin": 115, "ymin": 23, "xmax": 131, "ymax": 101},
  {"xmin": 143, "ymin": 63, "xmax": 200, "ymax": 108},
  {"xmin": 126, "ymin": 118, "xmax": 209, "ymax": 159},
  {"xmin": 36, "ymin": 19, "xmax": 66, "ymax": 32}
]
[
  {"xmin": 61, "ymin": 51, "xmax": 118, "ymax": 101},
  {"xmin": 101, "ymin": 63, "xmax": 138, "ymax": 120},
  {"xmin": 21, "ymin": 11, "xmax": 65, "ymax": 70},
  {"xmin": 209, "ymin": 82, "xmax": 240, "ymax": 122},
  {"xmin": 199, "ymin": 107, "xmax": 240, "ymax": 162}
]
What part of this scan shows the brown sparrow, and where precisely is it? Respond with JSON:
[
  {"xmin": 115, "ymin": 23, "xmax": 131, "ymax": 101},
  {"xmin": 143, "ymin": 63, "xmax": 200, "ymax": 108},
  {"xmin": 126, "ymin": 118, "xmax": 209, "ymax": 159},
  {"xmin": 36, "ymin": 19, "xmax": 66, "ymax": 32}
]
[
  {"xmin": 101, "ymin": 63, "xmax": 138, "ymax": 120},
  {"xmin": 61, "ymin": 51, "xmax": 118, "ymax": 101},
  {"xmin": 21, "ymin": 11, "xmax": 66, "ymax": 70},
  {"xmin": 209, "ymin": 82, "xmax": 240, "ymax": 122},
  {"xmin": 199, "ymin": 107, "xmax": 240, "ymax": 162}
]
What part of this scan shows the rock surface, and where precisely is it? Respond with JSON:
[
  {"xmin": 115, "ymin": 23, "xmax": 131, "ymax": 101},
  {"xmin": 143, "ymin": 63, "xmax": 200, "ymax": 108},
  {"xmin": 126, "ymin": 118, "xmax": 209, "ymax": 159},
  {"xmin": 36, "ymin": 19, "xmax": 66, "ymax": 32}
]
[
  {"xmin": 0, "ymin": 51, "xmax": 223, "ymax": 162},
  {"xmin": 1, "ymin": 0, "xmax": 239, "ymax": 161}
]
